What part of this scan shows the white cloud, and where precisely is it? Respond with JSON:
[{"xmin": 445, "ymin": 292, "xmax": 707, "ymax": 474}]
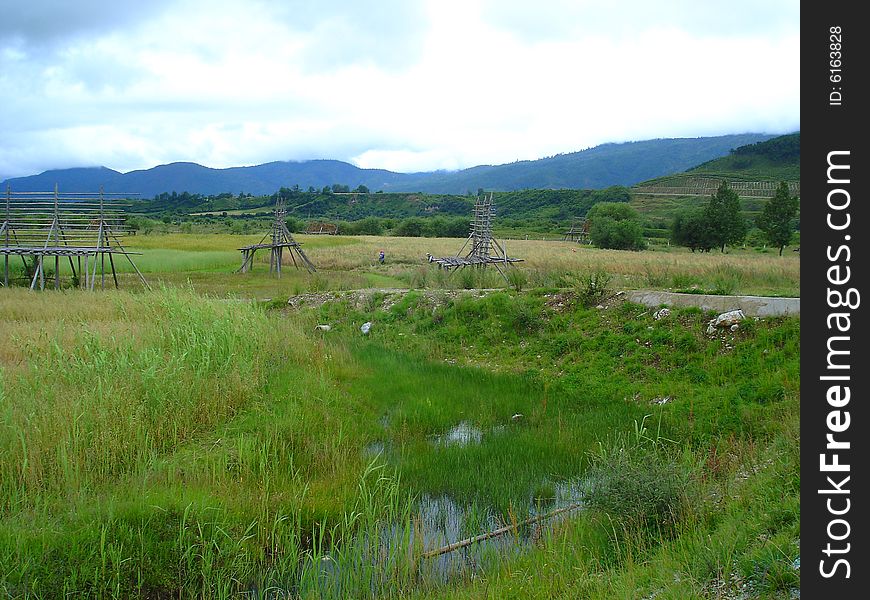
[{"xmin": 0, "ymin": 0, "xmax": 799, "ymax": 179}]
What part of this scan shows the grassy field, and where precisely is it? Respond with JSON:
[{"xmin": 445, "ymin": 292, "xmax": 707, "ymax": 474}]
[
  {"xmin": 102, "ymin": 232, "xmax": 800, "ymax": 298},
  {"xmin": 5, "ymin": 232, "xmax": 797, "ymax": 298},
  {"xmin": 0, "ymin": 232, "xmax": 800, "ymax": 597}
]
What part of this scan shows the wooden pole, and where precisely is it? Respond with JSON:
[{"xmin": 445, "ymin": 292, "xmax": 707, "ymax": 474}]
[
  {"xmin": 67, "ymin": 255, "xmax": 77, "ymax": 281},
  {"xmin": 108, "ymin": 251, "xmax": 119, "ymax": 289},
  {"xmin": 100, "ymin": 187, "xmax": 105, "ymax": 290},
  {"xmin": 29, "ymin": 257, "xmax": 40, "ymax": 290},
  {"xmin": 421, "ymin": 503, "xmax": 582, "ymax": 559},
  {"xmin": 90, "ymin": 223, "xmax": 103, "ymax": 291},
  {"xmin": 3, "ymin": 186, "xmax": 9, "ymax": 287}
]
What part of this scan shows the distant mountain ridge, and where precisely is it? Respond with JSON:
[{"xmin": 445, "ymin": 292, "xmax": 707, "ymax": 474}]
[{"xmin": 2, "ymin": 133, "xmax": 775, "ymax": 197}]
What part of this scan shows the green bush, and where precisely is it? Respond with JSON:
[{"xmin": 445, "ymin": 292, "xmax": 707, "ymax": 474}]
[
  {"xmin": 458, "ymin": 268, "xmax": 477, "ymax": 289},
  {"xmin": 355, "ymin": 216, "xmax": 385, "ymax": 235},
  {"xmin": 394, "ymin": 217, "xmax": 424, "ymax": 237},
  {"xmin": 506, "ymin": 268, "xmax": 528, "ymax": 292},
  {"xmin": 506, "ymin": 298, "xmax": 540, "ymax": 333},
  {"xmin": 587, "ymin": 202, "xmax": 647, "ymax": 250},
  {"xmin": 573, "ymin": 270, "xmax": 613, "ymax": 307},
  {"xmin": 584, "ymin": 443, "xmax": 691, "ymax": 533}
]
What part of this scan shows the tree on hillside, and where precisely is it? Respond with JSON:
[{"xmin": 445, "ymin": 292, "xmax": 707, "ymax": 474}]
[
  {"xmin": 591, "ymin": 186, "xmax": 632, "ymax": 204},
  {"xmin": 671, "ymin": 209, "xmax": 714, "ymax": 252},
  {"xmin": 587, "ymin": 202, "xmax": 647, "ymax": 250},
  {"xmin": 757, "ymin": 182, "xmax": 799, "ymax": 255},
  {"xmin": 355, "ymin": 216, "xmax": 384, "ymax": 235},
  {"xmin": 394, "ymin": 217, "xmax": 424, "ymax": 237},
  {"xmin": 284, "ymin": 216, "xmax": 304, "ymax": 233},
  {"xmin": 704, "ymin": 182, "xmax": 746, "ymax": 252}
]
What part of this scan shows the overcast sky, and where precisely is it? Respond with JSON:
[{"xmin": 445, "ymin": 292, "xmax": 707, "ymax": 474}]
[{"xmin": 0, "ymin": 0, "xmax": 799, "ymax": 179}]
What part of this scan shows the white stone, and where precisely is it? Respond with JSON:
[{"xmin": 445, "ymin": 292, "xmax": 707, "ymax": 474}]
[{"xmin": 712, "ymin": 309, "xmax": 746, "ymax": 328}]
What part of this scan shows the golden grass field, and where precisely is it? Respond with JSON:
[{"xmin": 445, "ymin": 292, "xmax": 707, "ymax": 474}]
[{"xmin": 113, "ymin": 233, "xmax": 800, "ymax": 298}]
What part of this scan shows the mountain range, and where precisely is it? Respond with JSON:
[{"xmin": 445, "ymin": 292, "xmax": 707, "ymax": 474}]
[{"xmin": 2, "ymin": 133, "xmax": 775, "ymax": 197}]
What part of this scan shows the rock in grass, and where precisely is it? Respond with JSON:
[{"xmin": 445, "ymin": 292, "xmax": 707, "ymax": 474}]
[
  {"xmin": 315, "ymin": 324, "xmax": 331, "ymax": 332},
  {"xmin": 360, "ymin": 321, "xmax": 372, "ymax": 334},
  {"xmin": 713, "ymin": 309, "xmax": 746, "ymax": 327},
  {"xmin": 653, "ymin": 308, "xmax": 671, "ymax": 320},
  {"xmin": 706, "ymin": 309, "xmax": 746, "ymax": 334}
]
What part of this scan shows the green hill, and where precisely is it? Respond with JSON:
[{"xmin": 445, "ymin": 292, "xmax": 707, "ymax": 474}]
[
  {"xmin": 686, "ymin": 132, "xmax": 800, "ymax": 181},
  {"xmin": 135, "ymin": 187, "xmax": 631, "ymax": 224},
  {"xmin": 630, "ymin": 133, "xmax": 800, "ymax": 227}
]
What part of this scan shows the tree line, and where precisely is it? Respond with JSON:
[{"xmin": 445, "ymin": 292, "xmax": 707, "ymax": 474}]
[
  {"xmin": 283, "ymin": 215, "xmax": 471, "ymax": 238},
  {"xmin": 582, "ymin": 182, "xmax": 799, "ymax": 254},
  {"xmin": 670, "ymin": 182, "xmax": 799, "ymax": 255}
]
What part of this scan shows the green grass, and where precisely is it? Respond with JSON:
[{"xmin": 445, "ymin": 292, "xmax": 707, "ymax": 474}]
[{"xmin": 0, "ymin": 235, "xmax": 800, "ymax": 597}]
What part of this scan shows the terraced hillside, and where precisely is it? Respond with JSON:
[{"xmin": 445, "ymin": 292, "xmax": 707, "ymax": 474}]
[{"xmin": 630, "ymin": 133, "xmax": 800, "ymax": 225}]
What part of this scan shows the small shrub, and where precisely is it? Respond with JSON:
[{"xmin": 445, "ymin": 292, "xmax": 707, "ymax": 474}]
[
  {"xmin": 573, "ymin": 270, "xmax": 613, "ymax": 308},
  {"xmin": 506, "ymin": 268, "xmax": 527, "ymax": 292},
  {"xmin": 431, "ymin": 267, "xmax": 450, "ymax": 289},
  {"xmin": 364, "ymin": 292, "xmax": 384, "ymax": 312},
  {"xmin": 643, "ymin": 263, "xmax": 670, "ymax": 288},
  {"xmin": 307, "ymin": 275, "xmax": 328, "ymax": 292},
  {"xmin": 709, "ymin": 264, "xmax": 745, "ymax": 295},
  {"xmin": 507, "ymin": 300, "xmax": 541, "ymax": 333},
  {"xmin": 408, "ymin": 267, "xmax": 429, "ymax": 289},
  {"xmin": 458, "ymin": 268, "xmax": 477, "ymax": 290},
  {"xmin": 584, "ymin": 443, "xmax": 691, "ymax": 533},
  {"xmin": 674, "ymin": 331, "xmax": 700, "ymax": 353},
  {"xmin": 671, "ymin": 273, "xmax": 698, "ymax": 289}
]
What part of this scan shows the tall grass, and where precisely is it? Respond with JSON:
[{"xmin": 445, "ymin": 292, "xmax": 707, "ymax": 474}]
[
  {"xmin": 0, "ymin": 289, "xmax": 430, "ymax": 597},
  {"xmin": 0, "ymin": 289, "xmax": 286, "ymax": 509},
  {"xmin": 0, "ymin": 285, "xmax": 800, "ymax": 597},
  {"xmin": 116, "ymin": 233, "xmax": 799, "ymax": 297}
]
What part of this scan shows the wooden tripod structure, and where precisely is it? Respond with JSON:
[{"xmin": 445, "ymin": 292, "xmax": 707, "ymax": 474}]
[
  {"xmin": 427, "ymin": 192, "xmax": 522, "ymax": 281},
  {"xmin": 237, "ymin": 199, "xmax": 316, "ymax": 275},
  {"xmin": 563, "ymin": 217, "xmax": 590, "ymax": 243},
  {"xmin": 1, "ymin": 185, "xmax": 148, "ymax": 291}
]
